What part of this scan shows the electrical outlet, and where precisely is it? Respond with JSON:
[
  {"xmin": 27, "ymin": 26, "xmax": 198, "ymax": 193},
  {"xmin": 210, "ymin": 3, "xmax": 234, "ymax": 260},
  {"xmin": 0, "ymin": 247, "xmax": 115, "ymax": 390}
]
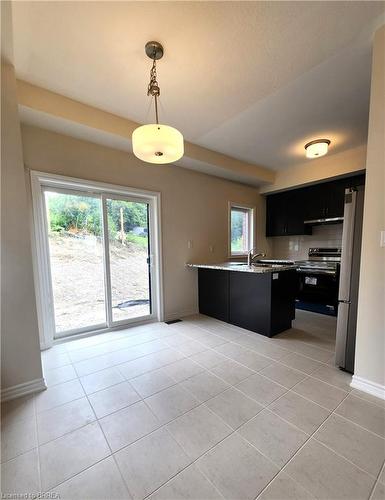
[{"xmin": 188, "ymin": 240, "xmax": 193, "ymax": 249}]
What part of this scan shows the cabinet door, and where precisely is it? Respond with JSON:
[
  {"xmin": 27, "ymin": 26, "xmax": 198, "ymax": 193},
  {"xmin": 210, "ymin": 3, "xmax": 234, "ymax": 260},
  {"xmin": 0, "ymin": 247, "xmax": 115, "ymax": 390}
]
[
  {"xmin": 198, "ymin": 269, "xmax": 229, "ymax": 322},
  {"xmin": 303, "ymin": 184, "xmax": 327, "ymax": 221},
  {"xmin": 270, "ymin": 270, "xmax": 297, "ymax": 334},
  {"xmin": 266, "ymin": 194, "xmax": 287, "ymax": 236},
  {"xmin": 229, "ymin": 271, "xmax": 271, "ymax": 335},
  {"xmin": 325, "ymin": 179, "xmax": 346, "ymax": 218},
  {"xmin": 285, "ymin": 190, "xmax": 311, "ymax": 235}
]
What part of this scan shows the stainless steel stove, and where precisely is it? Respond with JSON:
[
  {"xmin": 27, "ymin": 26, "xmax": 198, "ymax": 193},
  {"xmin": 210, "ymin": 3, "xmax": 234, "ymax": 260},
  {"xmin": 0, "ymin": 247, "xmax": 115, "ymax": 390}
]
[
  {"xmin": 295, "ymin": 248, "xmax": 341, "ymax": 313},
  {"xmin": 296, "ymin": 248, "xmax": 341, "ymax": 277}
]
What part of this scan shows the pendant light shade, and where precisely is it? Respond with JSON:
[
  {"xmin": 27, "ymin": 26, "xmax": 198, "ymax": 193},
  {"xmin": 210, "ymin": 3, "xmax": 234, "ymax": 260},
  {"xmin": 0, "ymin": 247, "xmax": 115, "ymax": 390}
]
[
  {"xmin": 132, "ymin": 124, "xmax": 184, "ymax": 164},
  {"xmin": 132, "ymin": 41, "xmax": 184, "ymax": 165}
]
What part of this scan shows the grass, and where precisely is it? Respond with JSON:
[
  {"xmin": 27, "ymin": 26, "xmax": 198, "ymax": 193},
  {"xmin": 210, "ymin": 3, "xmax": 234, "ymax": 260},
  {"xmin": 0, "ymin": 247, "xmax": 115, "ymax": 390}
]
[{"xmin": 125, "ymin": 233, "xmax": 148, "ymax": 249}]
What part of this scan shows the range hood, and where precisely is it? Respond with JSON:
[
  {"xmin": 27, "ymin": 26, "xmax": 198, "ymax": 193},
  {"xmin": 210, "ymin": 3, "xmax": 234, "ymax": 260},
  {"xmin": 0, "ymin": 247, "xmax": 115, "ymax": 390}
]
[{"xmin": 304, "ymin": 217, "xmax": 344, "ymax": 226}]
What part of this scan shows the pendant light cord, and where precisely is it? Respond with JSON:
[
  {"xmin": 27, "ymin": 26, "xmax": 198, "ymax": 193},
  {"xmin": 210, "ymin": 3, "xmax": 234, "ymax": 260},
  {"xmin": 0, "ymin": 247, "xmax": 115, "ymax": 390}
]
[
  {"xmin": 154, "ymin": 95, "xmax": 159, "ymax": 125},
  {"xmin": 147, "ymin": 58, "xmax": 161, "ymax": 126}
]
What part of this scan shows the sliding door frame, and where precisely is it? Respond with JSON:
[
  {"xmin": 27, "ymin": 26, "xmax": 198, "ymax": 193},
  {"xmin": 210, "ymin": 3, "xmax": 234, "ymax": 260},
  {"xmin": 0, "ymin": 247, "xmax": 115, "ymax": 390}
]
[
  {"xmin": 30, "ymin": 170, "xmax": 164, "ymax": 349},
  {"xmin": 42, "ymin": 185, "xmax": 108, "ymax": 339}
]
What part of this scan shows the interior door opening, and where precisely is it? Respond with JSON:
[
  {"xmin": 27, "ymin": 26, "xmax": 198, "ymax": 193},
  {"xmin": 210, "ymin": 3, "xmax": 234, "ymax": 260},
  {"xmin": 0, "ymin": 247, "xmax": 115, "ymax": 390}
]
[{"xmin": 32, "ymin": 173, "xmax": 162, "ymax": 346}]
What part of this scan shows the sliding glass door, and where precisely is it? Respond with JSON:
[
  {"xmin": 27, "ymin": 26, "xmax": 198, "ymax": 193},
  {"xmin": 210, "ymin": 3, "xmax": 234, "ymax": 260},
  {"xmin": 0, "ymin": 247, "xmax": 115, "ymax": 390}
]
[
  {"xmin": 43, "ymin": 187, "xmax": 155, "ymax": 339},
  {"xmin": 44, "ymin": 190, "xmax": 107, "ymax": 334},
  {"xmin": 105, "ymin": 197, "xmax": 151, "ymax": 324}
]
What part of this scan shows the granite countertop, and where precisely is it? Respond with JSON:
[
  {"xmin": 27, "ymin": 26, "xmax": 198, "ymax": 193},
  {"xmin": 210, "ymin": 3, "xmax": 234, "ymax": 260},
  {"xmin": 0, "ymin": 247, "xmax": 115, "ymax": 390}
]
[{"xmin": 186, "ymin": 262, "xmax": 296, "ymax": 273}]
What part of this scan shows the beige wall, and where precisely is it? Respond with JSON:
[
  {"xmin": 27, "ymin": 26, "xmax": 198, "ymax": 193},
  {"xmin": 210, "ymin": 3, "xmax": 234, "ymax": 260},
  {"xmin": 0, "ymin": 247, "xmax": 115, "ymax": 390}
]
[
  {"xmin": 1, "ymin": 62, "xmax": 43, "ymax": 393},
  {"xmin": 260, "ymin": 144, "xmax": 366, "ymax": 194},
  {"xmin": 21, "ymin": 124, "xmax": 270, "ymax": 321},
  {"xmin": 354, "ymin": 25, "xmax": 385, "ymax": 390}
]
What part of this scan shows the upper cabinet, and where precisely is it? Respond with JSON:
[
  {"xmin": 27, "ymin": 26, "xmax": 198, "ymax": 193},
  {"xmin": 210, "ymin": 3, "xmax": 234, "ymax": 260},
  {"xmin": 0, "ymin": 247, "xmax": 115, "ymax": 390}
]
[
  {"xmin": 265, "ymin": 174, "xmax": 365, "ymax": 237},
  {"xmin": 266, "ymin": 190, "xmax": 312, "ymax": 237}
]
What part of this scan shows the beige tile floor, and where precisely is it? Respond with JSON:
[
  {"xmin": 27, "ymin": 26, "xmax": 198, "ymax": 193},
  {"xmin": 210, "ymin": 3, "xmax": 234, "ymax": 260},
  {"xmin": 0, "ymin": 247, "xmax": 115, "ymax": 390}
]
[{"xmin": 1, "ymin": 310, "xmax": 384, "ymax": 499}]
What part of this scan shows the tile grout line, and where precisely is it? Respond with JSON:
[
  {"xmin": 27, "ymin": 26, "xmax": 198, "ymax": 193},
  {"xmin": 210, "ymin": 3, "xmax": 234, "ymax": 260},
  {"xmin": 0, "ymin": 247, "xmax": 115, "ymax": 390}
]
[
  {"xmin": 253, "ymin": 390, "xmax": 353, "ymax": 500},
  {"xmin": 368, "ymin": 462, "xmax": 385, "ymax": 500},
  {"xmin": 8, "ymin": 363, "xmax": 382, "ymax": 482},
  {"xmin": 45, "ymin": 318, "xmax": 344, "ymax": 394},
  {"xmin": 14, "ymin": 317, "xmax": 380, "ymax": 498},
  {"xmin": 135, "ymin": 388, "xmax": 228, "ymax": 500},
  {"xmin": 255, "ymin": 387, "xmax": 378, "ymax": 500},
  {"xmin": 8, "ymin": 327, "xmax": 377, "ymax": 466},
  {"xmin": 36, "ymin": 331, "xmax": 344, "ymax": 445}
]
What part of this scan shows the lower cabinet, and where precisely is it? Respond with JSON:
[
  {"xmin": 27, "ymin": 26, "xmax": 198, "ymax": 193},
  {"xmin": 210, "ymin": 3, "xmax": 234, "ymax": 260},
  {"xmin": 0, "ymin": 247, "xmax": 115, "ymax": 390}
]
[
  {"xmin": 198, "ymin": 268, "xmax": 297, "ymax": 337},
  {"xmin": 198, "ymin": 268, "xmax": 229, "ymax": 322},
  {"xmin": 229, "ymin": 271, "xmax": 271, "ymax": 335}
]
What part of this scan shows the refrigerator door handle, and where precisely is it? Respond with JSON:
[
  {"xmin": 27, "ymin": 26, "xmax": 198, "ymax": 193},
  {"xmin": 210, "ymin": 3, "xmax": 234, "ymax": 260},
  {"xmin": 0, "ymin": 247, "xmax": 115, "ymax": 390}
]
[
  {"xmin": 335, "ymin": 188, "xmax": 357, "ymax": 370},
  {"xmin": 335, "ymin": 302, "xmax": 350, "ymax": 368},
  {"xmin": 338, "ymin": 189, "xmax": 357, "ymax": 302}
]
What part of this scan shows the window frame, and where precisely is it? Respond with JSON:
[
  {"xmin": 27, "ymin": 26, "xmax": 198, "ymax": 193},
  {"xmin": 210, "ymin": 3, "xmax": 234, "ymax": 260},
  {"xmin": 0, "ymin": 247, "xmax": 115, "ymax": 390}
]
[{"xmin": 228, "ymin": 202, "xmax": 256, "ymax": 258}]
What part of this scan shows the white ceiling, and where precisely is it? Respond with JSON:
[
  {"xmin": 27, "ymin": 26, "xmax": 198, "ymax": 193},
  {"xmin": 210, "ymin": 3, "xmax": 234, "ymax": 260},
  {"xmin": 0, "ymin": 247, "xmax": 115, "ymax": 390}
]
[{"xmin": 12, "ymin": 1, "xmax": 385, "ymax": 170}]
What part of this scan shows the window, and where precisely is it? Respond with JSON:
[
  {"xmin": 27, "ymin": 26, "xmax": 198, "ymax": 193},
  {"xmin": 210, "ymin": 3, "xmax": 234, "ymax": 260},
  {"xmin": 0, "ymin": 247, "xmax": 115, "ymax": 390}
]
[{"xmin": 229, "ymin": 204, "xmax": 254, "ymax": 256}]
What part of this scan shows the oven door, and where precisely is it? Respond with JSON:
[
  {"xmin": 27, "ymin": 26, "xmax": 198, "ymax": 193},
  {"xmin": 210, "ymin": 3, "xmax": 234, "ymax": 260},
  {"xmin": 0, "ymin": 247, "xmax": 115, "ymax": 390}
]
[{"xmin": 296, "ymin": 269, "xmax": 339, "ymax": 308}]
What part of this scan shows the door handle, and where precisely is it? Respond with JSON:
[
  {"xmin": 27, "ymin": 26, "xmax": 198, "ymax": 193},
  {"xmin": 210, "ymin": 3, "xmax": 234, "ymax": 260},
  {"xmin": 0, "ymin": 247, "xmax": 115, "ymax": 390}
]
[{"xmin": 338, "ymin": 300, "xmax": 351, "ymax": 304}]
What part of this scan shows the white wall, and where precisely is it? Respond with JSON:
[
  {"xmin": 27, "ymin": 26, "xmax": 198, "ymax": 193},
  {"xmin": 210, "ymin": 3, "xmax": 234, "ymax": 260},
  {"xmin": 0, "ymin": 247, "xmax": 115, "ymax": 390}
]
[
  {"xmin": 1, "ymin": 61, "xmax": 44, "ymax": 396},
  {"xmin": 270, "ymin": 224, "xmax": 343, "ymax": 261},
  {"xmin": 353, "ymin": 25, "xmax": 385, "ymax": 394},
  {"xmin": 260, "ymin": 145, "xmax": 366, "ymax": 194},
  {"xmin": 21, "ymin": 124, "xmax": 270, "ymax": 321}
]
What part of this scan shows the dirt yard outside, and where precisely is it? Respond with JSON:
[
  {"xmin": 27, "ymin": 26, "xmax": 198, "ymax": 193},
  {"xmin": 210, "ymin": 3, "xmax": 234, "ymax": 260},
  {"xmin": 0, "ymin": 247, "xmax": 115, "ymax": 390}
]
[{"xmin": 48, "ymin": 233, "xmax": 150, "ymax": 334}]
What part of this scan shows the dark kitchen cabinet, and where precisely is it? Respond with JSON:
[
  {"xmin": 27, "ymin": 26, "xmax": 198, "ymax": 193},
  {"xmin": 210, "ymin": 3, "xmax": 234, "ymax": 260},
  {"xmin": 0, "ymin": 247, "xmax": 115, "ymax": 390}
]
[
  {"xmin": 285, "ymin": 190, "xmax": 311, "ymax": 235},
  {"xmin": 229, "ymin": 269, "xmax": 297, "ymax": 336},
  {"xmin": 304, "ymin": 179, "xmax": 346, "ymax": 220},
  {"xmin": 266, "ymin": 173, "xmax": 365, "ymax": 236},
  {"xmin": 303, "ymin": 184, "xmax": 326, "ymax": 221},
  {"xmin": 266, "ymin": 194, "xmax": 286, "ymax": 236},
  {"xmin": 325, "ymin": 179, "xmax": 346, "ymax": 218},
  {"xmin": 198, "ymin": 269, "xmax": 229, "ymax": 322},
  {"xmin": 197, "ymin": 268, "xmax": 297, "ymax": 337},
  {"xmin": 266, "ymin": 190, "xmax": 311, "ymax": 237}
]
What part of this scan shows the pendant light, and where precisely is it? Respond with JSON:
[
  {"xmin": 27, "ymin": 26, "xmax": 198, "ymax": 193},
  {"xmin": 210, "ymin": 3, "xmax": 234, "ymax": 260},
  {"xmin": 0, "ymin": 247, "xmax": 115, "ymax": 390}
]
[{"xmin": 132, "ymin": 41, "xmax": 184, "ymax": 164}]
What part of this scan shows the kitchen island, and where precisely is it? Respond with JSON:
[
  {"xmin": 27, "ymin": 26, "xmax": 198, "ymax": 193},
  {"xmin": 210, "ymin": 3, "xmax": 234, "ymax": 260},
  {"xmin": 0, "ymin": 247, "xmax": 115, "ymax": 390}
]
[{"xmin": 187, "ymin": 262, "xmax": 297, "ymax": 337}]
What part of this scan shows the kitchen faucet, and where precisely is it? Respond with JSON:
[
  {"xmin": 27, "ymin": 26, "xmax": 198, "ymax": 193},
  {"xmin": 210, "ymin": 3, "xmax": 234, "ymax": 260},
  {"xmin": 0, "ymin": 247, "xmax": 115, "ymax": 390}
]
[{"xmin": 247, "ymin": 248, "xmax": 266, "ymax": 266}]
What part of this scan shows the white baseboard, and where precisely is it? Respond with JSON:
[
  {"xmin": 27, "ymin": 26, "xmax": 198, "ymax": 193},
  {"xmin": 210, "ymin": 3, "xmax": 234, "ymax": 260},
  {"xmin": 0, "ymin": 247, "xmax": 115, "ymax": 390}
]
[
  {"xmin": 1, "ymin": 377, "xmax": 47, "ymax": 402},
  {"xmin": 164, "ymin": 308, "xmax": 199, "ymax": 322},
  {"xmin": 351, "ymin": 375, "xmax": 385, "ymax": 401}
]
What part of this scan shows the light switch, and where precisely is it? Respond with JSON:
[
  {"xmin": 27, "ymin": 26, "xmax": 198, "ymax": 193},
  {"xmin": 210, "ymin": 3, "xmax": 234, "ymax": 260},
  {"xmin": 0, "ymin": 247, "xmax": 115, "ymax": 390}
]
[
  {"xmin": 209, "ymin": 245, "xmax": 214, "ymax": 253},
  {"xmin": 381, "ymin": 231, "xmax": 385, "ymax": 248},
  {"xmin": 188, "ymin": 240, "xmax": 193, "ymax": 249}
]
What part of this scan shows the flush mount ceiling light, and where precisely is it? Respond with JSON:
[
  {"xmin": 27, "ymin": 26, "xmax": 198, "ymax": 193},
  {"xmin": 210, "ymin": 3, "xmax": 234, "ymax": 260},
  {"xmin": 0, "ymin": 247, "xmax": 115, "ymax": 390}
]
[
  {"xmin": 304, "ymin": 139, "xmax": 331, "ymax": 159},
  {"xmin": 132, "ymin": 41, "xmax": 184, "ymax": 164}
]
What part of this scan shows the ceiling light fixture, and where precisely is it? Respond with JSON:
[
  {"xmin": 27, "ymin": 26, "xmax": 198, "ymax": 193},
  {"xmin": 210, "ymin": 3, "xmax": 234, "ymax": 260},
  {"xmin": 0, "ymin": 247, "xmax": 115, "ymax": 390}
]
[
  {"xmin": 304, "ymin": 139, "xmax": 331, "ymax": 159},
  {"xmin": 132, "ymin": 41, "xmax": 184, "ymax": 164}
]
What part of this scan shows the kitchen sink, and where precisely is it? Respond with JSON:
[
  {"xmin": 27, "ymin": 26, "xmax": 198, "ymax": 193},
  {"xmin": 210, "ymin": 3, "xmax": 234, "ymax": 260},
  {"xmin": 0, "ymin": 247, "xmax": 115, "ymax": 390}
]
[{"xmin": 229, "ymin": 262, "xmax": 272, "ymax": 268}]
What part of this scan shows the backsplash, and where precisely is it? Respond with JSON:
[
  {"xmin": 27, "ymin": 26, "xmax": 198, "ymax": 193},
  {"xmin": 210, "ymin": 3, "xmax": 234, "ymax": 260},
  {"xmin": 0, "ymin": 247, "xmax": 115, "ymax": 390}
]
[{"xmin": 269, "ymin": 224, "xmax": 343, "ymax": 261}]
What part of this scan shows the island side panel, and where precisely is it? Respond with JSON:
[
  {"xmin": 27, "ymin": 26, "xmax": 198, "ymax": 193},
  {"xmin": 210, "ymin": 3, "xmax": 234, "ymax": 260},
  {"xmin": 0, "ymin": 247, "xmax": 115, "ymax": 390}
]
[
  {"xmin": 270, "ymin": 269, "xmax": 297, "ymax": 335},
  {"xmin": 198, "ymin": 268, "xmax": 230, "ymax": 322},
  {"xmin": 229, "ymin": 271, "xmax": 272, "ymax": 336}
]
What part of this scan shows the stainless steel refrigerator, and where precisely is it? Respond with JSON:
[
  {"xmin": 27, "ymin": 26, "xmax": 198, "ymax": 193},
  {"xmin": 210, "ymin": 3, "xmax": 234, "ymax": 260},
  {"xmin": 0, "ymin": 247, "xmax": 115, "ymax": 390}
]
[{"xmin": 335, "ymin": 185, "xmax": 365, "ymax": 373}]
